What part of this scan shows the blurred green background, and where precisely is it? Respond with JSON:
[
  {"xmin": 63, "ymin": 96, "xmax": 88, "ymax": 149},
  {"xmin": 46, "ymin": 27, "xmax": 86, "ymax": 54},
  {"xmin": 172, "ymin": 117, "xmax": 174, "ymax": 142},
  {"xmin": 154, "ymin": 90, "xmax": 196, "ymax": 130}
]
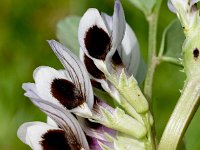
[{"xmin": 0, "ymin": 0, "xmax": 200, "ymax": 149}]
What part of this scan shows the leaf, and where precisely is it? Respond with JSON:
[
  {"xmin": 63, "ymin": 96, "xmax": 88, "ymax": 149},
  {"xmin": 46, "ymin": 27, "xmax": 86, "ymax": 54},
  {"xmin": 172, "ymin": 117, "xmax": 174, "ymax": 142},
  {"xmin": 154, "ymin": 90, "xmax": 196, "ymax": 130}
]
[
  {"xmin": 159, "ymin": 19, "xmax": 185, "ymax": 59},
  {"xmin": 56, "ymin": 16, "xmax": 81, "ymax": 56},
  {"xmin": 127, "ymin": 0, "xmax": 156, "ymax": 15}
]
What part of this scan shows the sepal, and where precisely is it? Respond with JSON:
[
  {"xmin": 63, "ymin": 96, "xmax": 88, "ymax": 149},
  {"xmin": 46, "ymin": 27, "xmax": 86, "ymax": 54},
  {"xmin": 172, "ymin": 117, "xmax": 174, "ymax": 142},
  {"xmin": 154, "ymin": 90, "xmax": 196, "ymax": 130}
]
[{"xmin": 92, "ymin": 100, "xmax": 147, "ymax": 139}]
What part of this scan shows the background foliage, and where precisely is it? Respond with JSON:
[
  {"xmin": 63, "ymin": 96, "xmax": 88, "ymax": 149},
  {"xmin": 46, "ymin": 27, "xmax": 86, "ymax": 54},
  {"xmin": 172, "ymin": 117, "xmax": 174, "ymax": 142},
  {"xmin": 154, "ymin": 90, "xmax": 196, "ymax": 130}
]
[{"xmin": 0, "ymin": 0, "xmax": 199, "ymax": 149}]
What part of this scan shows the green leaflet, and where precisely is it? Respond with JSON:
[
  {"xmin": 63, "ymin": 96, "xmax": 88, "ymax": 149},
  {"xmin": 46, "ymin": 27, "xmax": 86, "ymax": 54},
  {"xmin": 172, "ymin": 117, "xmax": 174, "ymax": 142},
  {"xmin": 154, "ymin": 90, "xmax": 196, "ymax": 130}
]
[
  {"xmin": 56, "ymin": 16, "xmax": 81, "ymax": 56},
  {"xmin": 127, "ymin": 0, "xmax": 156, "ymax": 15},
  {"xmin": 159, "ymin": 19, "xmax": 185, "ymax": 61}
]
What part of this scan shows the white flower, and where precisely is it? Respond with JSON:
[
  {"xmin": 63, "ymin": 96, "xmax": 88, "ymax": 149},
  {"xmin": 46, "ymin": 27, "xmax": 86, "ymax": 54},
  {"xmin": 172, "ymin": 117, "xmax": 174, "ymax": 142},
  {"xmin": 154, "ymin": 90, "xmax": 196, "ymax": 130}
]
[{"xmin": 23, "ymin": 40, "xmax": 94, "ymax": 118}]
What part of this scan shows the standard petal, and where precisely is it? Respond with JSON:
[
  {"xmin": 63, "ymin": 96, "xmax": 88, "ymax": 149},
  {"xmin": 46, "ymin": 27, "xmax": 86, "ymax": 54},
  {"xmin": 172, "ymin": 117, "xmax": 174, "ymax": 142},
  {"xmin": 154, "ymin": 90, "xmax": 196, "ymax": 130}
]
[
  {"xmin": 28, "ymin": 98, "xmax": 90, "ymax": 149},
  {"xmin": 33, "ymin": 66, "xmax": 72, "ymax": 107},
  {"xmin": 108, "ymin": 0, "xmax": 126, "ymax": 59},
  {"xmin": 33, "ymin": 66, "xmax": 87, "ymax": 111},
  {"xmin": 17, "ymin": 122, "xmax": 82, "ymax": 150},
  {"xmin": 48, "ymin": 40, "xmax": 94, "ymax": 109},
  {"xmin": 78, "ymin": 8, "xmax": 111, "ymax": 60}
]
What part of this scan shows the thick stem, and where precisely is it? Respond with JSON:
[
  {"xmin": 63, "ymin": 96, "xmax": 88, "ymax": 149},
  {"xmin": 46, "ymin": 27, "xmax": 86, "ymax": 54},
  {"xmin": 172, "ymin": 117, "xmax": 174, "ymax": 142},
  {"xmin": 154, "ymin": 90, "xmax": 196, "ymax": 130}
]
[
  {"xmin": 143, "ymin": 1, "xmax": 163, "ymax": 149},
  {"xmin": 144, "ymin": 0, "xmax": 162, "ymax": 101},
  {"xmin": 158, "ymin": 77, "xmax": 200, "ymax": 150},
  {"xmin": 144, "ymin": 14, "xmax": 158, "ymax": 102}
]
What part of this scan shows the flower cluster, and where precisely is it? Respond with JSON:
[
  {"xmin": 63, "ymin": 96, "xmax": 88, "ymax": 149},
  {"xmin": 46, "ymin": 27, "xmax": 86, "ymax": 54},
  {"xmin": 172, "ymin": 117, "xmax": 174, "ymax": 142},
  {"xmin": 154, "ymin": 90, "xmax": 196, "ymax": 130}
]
[{"xmin": 17, "ymin": 0, "xmax": 152, "ymax": 149}]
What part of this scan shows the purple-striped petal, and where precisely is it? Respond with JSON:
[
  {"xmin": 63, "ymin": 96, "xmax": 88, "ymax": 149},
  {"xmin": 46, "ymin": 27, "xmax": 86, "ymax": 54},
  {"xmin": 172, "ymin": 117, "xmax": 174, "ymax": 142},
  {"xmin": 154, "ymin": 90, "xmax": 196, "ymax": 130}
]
[
  {"xmin": 17, "ymin": 122, "xmax": 83, "ymax": 150},
  {"xmin": 27, "ymin": 96, "xmax": 90, "ymax": 149},
  {"xmin": 48, "ymin": 40, "xmax": 94, "ymax": 110},
  {"xmin": 108, "ymin": 0, "xmax": 126, "ymax": 59}
]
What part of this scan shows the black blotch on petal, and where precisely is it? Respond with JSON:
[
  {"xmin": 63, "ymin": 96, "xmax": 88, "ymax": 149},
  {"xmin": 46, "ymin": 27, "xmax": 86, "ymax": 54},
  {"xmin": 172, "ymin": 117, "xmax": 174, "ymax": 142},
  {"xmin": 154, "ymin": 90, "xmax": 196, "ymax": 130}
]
[
  {"xmin": 84, "ymin": 54, "xmax": 105, "ymax": 79},
  {"xmin": 112, "ymin": 51, "xmax": 123, "ymax": 66},
  {"xmin": 193, "ymin": 48, "xmax": 199, "ymax": 60},
  {"xmin": 91, "ymin": 80, "xmax": 104, "ymax": 91},
  {"xmin": 84, "ymin": 25, "xmax": 111, "ymax": 60},
  {"xmin": 40, "ymin": 129, "xmax": 81, "ymax": 150},
  {"xmin": 51, "ymin": 79, "xmax": 84, "ymax": 109},
  {"xmin": 85, "ymin": 118, "xmax": 101, "ymax": 130}
]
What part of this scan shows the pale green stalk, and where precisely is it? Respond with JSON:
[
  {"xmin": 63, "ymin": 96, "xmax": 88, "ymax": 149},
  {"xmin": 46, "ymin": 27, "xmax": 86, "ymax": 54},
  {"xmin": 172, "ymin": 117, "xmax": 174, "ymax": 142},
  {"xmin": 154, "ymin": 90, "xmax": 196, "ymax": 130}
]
[
  {"xmin": 158, "ymin": 77, "xmax": 200, "ymax": 150},
  {"xmin": 143, "ymin": 1, "xmax": 163, "ymax": 149},
  {"xmin": 158, "ymin": 1, "xmax": 200, "ymax": 147},
  {"xmin": 144, "ymin": 0, "xmax": 163, "ymax": 102}
]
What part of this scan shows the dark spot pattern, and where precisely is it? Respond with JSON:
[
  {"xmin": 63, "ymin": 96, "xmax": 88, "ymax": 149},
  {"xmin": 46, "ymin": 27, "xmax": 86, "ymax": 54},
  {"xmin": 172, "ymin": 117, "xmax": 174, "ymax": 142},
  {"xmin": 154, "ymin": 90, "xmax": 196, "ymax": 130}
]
[
  {"xmin": 84, "ymin": 54, "xmax": 105, "ymax": 79},
  {"xmin": 85, "ymin": 119, "xmax": 101, "ymax": 130},
  {"xmin": 84, "ymin": 25, "xmax": 111, "ymax": 60},
  {"xmin": 40, "ymin": 129, "xmax": 81, "ymax": 150},
  {"xmin": 193, "ymin": 48, "xmax": 199, "ymax": 60},
  {"xmin": 51, "ymin": 79, "xmax": 84, "ymax": 109},
  {"xmin": 112, "ymin": 51, "xmax": 123, "ymax": 66},
  {"xmin": 91, "ymin": 80, "xmax": 104, "ymax": 91}
]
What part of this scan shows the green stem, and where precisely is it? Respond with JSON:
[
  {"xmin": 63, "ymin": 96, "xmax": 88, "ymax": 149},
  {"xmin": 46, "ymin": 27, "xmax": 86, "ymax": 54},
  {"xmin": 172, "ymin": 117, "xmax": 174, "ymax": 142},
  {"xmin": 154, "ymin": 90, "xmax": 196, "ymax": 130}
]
[
  {"xmin": 158, "ymin": 77, "xmax": 200, "ymax": 150},
  {"xmin": 143, "ymin": 1, "xmax": 163, "ymax": 149},
  {"xmin": 144, "ymin": 0, "xmax": 162, "ymax": 102},
  {"xmin": 144, "ymin": 14, "xmax": 157, "ymax": 101}
]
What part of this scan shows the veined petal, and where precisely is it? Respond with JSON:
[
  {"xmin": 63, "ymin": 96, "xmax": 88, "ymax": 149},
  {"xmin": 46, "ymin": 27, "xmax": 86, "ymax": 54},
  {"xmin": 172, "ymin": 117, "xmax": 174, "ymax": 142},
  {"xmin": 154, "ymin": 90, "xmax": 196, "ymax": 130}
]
[
  {"xmin": 17, "ymin": 122, "xmax": 82, "ymax": 150},
  {"xmin": 24, "ymin": 68, "xmax": 92, "ymax": 118},
  {"xmin": 28, "ymin": 98, "xmax": 89, "ymax": 149},
  {"xmin": 101, "ymin": 12, "xmax": 141, "ymax": 78},
  {"xmin": 120, "ymin": 24, "xmax": 140, "ymax": 77},
  {"xmin": 31, "ymin": 66, "xmax": 92, "ymax": 117},
  {"xmin": 47, "ymin": 117, "xmax": 59, "ymax": 128},
  {"xmin": 33, "ymin": 66, "xmax": 82, "ymax": 109},
  {"xmin": 78, "ymin": 8, "xmax": 111, "ymax": 60},
  {"xmin": 107, "ymin": 0, "xmax": 126, "ymax": 60},
  {"xmin": 48, "ymin": 40, "xmax": 94, "ymax": 110}
]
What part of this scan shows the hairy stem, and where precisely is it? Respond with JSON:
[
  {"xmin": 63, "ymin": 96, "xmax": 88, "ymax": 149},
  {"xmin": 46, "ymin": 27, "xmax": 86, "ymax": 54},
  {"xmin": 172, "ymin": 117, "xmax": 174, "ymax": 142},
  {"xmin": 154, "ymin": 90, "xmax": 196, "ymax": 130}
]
[
  {"xmin": 144, "ymin": 0, "xmax": 162, "ymax": 102},
  {"xmin": 158, "ymin": 77, "xmax": 200, "ymax": 150},
  {"xmin": 144, "ymin": 14, "xmax": 158, "ymax": 102}
]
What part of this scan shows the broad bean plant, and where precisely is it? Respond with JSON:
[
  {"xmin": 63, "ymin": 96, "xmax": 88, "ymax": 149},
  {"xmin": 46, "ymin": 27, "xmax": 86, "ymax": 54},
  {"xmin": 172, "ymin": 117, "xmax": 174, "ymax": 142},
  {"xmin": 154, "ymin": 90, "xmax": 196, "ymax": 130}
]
[{"xmin": 17, "ymin": 0, "xmax": 200, "ymax": 150}]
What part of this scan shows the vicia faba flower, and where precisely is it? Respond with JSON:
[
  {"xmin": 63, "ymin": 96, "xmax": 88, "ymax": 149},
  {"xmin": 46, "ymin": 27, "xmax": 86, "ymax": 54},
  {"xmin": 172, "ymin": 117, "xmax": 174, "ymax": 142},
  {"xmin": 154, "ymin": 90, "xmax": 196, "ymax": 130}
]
[
  {"xmin": 23, "ymin": 40, "xmax": 94, "ymax": 118},
  {"xmin": 78, "ymin": 0, "xmax": 149, "ymax": 116},
  {"xmin": 78, "ymin": 0, "xmax": 146, "ymax": 111},
  {"xmin": 17, "ymin": 101, "xmax": 89, "ymax": 150},
  {"xmin": 18, "ymin": 0, "xmax": 150, "ymax": 149},
  {"xmin": 78, "ymin": 0, "xmax": 142, "ymax": 82},
  {"xmin": 18, "ymin": 40, "xmax": 118, "ymax": 150}
]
